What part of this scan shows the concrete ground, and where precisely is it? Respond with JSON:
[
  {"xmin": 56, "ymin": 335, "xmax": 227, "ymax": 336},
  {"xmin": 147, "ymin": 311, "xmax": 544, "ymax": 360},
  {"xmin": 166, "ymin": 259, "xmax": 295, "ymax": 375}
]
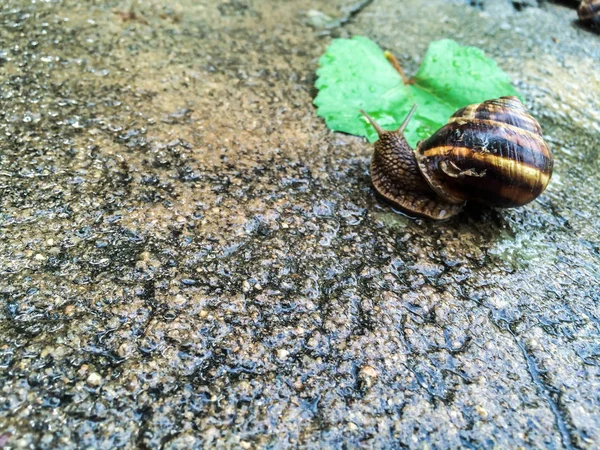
[{"xmin": 0, "ymin": 0, "xmax": 599, "ymax": 448}]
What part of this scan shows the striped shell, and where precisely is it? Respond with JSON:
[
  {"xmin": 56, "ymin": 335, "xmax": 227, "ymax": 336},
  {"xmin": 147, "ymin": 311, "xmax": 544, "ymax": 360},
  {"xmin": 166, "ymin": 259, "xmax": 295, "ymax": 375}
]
[
  {"xmin": 415, "ymin": 96, "xmax": 553, "ymax": 208},
  {"xmin": 578, "ymin": 0, "xmax": 600, "ymax": 26}
]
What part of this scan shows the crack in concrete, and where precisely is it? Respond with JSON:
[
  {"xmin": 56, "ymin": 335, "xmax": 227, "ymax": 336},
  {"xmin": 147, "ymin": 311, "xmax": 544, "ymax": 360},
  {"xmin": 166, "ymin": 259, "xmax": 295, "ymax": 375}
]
[
  {"xmin": 327, "ymin": 0, "xmax": 375, "ymax": 29},
  {"xmin": 505, "ymin": 324, "xmax": 578, "ymax": 450}
]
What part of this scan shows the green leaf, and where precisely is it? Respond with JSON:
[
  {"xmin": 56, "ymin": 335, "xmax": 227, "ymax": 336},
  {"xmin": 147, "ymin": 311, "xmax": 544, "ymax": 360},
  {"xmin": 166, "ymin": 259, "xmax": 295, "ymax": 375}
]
[{"xmin": 314, "ymin": 37, "xmax": 520, "ymax": 146}]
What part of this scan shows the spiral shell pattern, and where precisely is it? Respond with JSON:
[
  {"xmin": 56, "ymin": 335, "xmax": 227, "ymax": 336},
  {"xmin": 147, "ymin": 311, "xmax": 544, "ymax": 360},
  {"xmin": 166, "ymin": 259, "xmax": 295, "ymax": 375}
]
[{"xmin": 415, "ymin": 96, "xmax": 553, "ymax": 208}]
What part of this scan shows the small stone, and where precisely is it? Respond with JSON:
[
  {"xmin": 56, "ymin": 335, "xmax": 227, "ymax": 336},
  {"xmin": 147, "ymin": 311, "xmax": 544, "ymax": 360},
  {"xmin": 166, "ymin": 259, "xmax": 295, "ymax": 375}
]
[
  {"xmin": 305, "ymin": 9, "xmax": 334, "ymax": 29},
  {"xmin": 86, "ymin": 372, "xmax": 102, "ymax": 387},
  {"xmin": 475, "ymin": 405, "xmax": 488, "ymax": 419},
  {"xmin": 40, "ymin": 433, "xmax": 54, "ymax": 445},
  {"xmin": 173, "ymin": 294, "xmax": 187, "ymax": 306},
  {"xmin": 240, "ymin": 441, "xmax": 252, "ymax": 449},
  {"xmin": 277, "ymin": 349, "xmax": 289, "ymax": 359},
  {"xmin": 77, "ymin": 365, "xmax": 89, "ymax": 377},
  {"xmin": 360, "ymin": 365, "xmax": 378, "ymax": 378},
  {"xmin": 360, "ymin": 365, "xmax": 379, "ymax": 388},
  {"xmin": 242, "ymin": 280, "xmax": 251, "ymax": 292},
  {"xmin": 117, "ymin": 342, "xmax": 134, "ymax": 358}
]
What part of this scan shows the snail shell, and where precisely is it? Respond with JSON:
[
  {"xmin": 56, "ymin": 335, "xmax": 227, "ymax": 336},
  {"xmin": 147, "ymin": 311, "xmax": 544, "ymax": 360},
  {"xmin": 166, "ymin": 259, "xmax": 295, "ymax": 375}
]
[
  {"xmin": 415, "ymin": 96, "xmax": 553, "ymax": 208},
  {"xmin": 578, "ymin": 0, "xmax": 600, "ymax": 26},
  {"xmin": 363, "ymin": 96, "xmax": 553, "ymax": 220}
]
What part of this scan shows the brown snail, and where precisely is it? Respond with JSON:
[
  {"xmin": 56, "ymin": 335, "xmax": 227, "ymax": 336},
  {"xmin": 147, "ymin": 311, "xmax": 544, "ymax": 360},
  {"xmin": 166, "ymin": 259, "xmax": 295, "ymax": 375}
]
[
  {"xmin": 578, "ymin": 0, "xmax": 600, "ymax": 27},
  {"xmin": 361, "ymin": 96, "xmax": 553, "ymax": 220}
]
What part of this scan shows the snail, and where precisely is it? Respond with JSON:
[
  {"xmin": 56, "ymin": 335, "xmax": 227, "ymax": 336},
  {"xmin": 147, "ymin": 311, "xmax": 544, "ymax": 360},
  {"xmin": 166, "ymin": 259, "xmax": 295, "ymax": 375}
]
[
  {"xmin": 578, "ymin": 0, "xmax": 600, "ymax": 27},
  {"xmin": 361, "ymin": 96, "xmax": 553, "ymax": 220}
]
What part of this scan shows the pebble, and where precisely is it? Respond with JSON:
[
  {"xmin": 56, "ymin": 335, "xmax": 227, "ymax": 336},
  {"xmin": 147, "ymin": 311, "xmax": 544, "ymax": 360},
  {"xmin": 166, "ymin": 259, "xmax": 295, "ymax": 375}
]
[{"xmin": 86, "ymin": 372, "xmax": 102, "ymax": 387}]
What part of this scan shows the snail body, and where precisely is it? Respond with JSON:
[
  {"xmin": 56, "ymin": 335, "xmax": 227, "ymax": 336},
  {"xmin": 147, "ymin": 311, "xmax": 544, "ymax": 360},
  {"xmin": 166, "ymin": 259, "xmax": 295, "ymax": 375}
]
[
  {"xmin": 578, "ymin": 0, "xmax": 600, "ymax": 27},
  {"xmin": 363, "ymin": 96, "xmax": 553, "ymax": 220}
]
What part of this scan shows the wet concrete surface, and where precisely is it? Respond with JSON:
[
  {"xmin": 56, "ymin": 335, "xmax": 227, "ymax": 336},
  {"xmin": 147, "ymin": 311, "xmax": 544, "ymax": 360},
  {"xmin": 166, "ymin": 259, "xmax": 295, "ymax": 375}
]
[{"xmin": 0, "ymin": 0, "xmax": 599, "ymax": 448}]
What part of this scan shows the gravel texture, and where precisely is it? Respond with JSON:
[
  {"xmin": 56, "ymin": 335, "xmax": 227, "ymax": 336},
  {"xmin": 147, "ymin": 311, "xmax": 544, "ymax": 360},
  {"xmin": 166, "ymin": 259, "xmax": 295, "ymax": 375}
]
[{"xmin": 1, "ymin": 0, "xmax": 599, "ymax": 448}]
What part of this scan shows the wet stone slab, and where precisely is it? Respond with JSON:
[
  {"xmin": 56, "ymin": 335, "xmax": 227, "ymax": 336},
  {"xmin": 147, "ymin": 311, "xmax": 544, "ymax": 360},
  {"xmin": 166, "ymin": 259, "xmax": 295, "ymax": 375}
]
[{"xmin": 0, "ymin": 0, "xmax": 599, "ymax": 448}]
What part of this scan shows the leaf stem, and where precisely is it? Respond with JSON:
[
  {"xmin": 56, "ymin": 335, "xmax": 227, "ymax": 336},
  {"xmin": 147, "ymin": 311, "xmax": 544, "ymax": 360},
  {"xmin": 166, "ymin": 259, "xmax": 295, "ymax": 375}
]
[{"xmin": 384, "ymin": 51, "xmax": 412, "ymax": 85}]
